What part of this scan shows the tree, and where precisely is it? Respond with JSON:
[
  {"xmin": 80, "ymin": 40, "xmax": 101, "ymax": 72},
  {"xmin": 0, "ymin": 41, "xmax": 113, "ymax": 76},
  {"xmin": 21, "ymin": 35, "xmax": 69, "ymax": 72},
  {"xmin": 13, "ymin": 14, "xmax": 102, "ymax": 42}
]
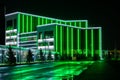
[
  {"xmin": 7, "ymin": 46, "xmax": 16, "ymax": 65},
  {"xmin": 26, "ymin": 49, "xmax": 33, "ymax": 63},
  {"xmin": 54, "ymin": 53, "xmax": 59, "ymax": 61},
  {"xmin": 47, "ymin": 51, "xmax": 52, "ymax": 61},
  {"xmin": 39, "ymin": 48, "xmax": 44, "ymax": 61}
]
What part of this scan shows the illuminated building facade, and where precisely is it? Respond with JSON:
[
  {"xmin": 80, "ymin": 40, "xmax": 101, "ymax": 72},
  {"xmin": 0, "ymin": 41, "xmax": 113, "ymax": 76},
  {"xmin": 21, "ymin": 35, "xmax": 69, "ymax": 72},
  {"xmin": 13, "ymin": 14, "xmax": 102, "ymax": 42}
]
[{"xmin": 5, "ymin": 12, "xmax": 102, "ymax": 58}]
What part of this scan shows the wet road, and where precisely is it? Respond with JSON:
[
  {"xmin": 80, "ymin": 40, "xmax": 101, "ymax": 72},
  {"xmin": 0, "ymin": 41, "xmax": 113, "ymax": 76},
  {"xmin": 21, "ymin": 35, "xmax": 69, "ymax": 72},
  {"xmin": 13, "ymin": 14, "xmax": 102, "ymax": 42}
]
[{"xmin": 0, "ymin": 61, "xmax": 94, "ymax": 80}]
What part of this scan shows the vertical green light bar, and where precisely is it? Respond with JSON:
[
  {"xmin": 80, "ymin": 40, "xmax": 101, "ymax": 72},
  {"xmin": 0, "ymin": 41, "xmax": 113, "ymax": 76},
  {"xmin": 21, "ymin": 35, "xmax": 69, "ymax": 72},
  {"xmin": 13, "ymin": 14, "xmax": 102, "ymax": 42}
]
[
  {"xmin": 60, "ymin": 21, "xmax": 62, "ymax": 54},
  {"xmin": 77, "ymin": 29, "xmax": 79, "ymax": 52},
  {"xmin": 42, "ymin": 18, "xmax": 44, "ymax": 25},
  {"xmin": 46, "ymin": 18, "xmax": 48, "ymax": 24},
  {"xmin": 18, "ymin": 14, "xmax": 20, "ymax": 33},
  {"xmin": 44, "ymin": 18, "xmax": 46, "ymax": 24},
  {"xmin": 38, "ymin": 18, "xmax": 40, "ymax": 25},
  {"xmin": 99, "ymin": 28, "xmax": 102, "ymax": 59},
  {"xmin": 55, "ymin": 25, "xmax": 58, "ymax": 52},
  {"xmin": 79, "ymin": 22, "xmax": 81, "ymax": 53},
  {"xmin": 26, "ymin": 16, "xmax": 28, "ymax": 32},
  {"xmin": 91, "ymin": 29, "xmax": 94, "ymax": 57},
  {"xmin": 51, "ymin": 19, "xmax": 53, "ymax": 23},
  {"xmin": 85, "ymin": 21, "xmax": 88, "ymax": 57},
  {"xmin": 66, "ymin": 22, "xmax": 69, "ymax": 55},
  {"xmin": 30, "ymin": 16, "xmax": 32, "ymax": 32},
  {"xmin": 70, "ymin": 22, "xmax": 73, "ymax": 57},
  {"xmin": 22, "ymin": 15, "xmax": 24, "ymax": 33}
]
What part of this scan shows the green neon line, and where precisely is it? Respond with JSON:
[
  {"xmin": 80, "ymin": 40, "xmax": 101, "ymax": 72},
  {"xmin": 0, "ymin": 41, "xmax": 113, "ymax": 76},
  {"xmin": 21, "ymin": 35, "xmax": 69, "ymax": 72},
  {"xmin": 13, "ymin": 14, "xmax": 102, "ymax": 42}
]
[
  {"xmin": 72, "ymin": 28, "xmax": 73, "ymax": 56},
  {"xmin": 85, "ymin": 30, "xmax": 88, "ymax": 57},
  {"xmin": 22, "ymin": 15, "xmax": 24, "ymax": 33},
  {"xmin": 42, "ymin": 18, "xmax": 44, "ymax": 25},
  {"xmin": 51, "ymin": 19, "xmax": 53, "ymax": 23},
  {"xmin": 74, "ymin": 22, "xmax": 76, "ymax": 27},
  {"xmin": 60, "ymin": 22, "xmax": 62, "ymax": 54},
  {"xmin": 56, "ymin": 20, "xmax": 58, "ymax": 23},
  {"xmin": 46, "ymin": 18, "xmax": 48, "ymax": 24},
  {"xmin": 56, "ymin": 25, "xmax": 58, "ymax": 52},
  {"xmin": 30, "ymin": 16, "xmax": 32, "ymax": 32},
  {"xmin": 38, "ymin": 18, "xmax": 40, "ymax": 25},
  {"xmin": 99, "ymin": 28, "xmax": 102, "ymax": 59},
  {"xmin": 79, "ymin": 22, "xmax": 81, "ymax": 51},
  {"xmin": 26, "ymin": 16, "xmax": 28, "ymax": 32},
  {"xmin": 85, "ymin": 22, "xmax": 88, "ymax": 57},
  {"xmin": 91, "ymin": 29, "xmax": 94, "ymax": 57},
  {"xmin": 67, "ymin": 23, "xmax": 69, "ymax": 55},
  {"xmin": 44, "ymin": 18, "xmax": 46, "ymax": 24},
  {"xmin": 77, "ymin": 29, "xmax": 79, "ymax": 53},
  {"xmin": 70, "ymin": 22, "xmax": 73, "ymax": 57},
  {"xmin": 18, "ymin": 14, "xmax": 20, "ymax": 33},
  {"xmin": 86, "ymin": 20, "xmax": 88, "ymax": 28}
]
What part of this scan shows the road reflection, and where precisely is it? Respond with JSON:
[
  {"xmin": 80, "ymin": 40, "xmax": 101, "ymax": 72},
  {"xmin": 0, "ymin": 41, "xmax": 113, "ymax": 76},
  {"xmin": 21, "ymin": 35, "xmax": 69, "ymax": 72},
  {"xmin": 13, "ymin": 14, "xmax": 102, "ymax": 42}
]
[{"xmin": 0, "ymin": 61, "xmax": 94, "ymax": 80}]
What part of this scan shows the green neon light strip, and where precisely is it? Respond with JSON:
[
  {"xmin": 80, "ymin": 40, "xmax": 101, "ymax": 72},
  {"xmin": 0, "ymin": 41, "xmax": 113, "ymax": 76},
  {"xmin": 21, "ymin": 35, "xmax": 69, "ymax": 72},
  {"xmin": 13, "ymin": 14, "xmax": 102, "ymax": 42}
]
[
  {"xmin": 51, "ymin": 19, "xmax": 53, "ymax": 23},
  {"xmin": 44, "ymin": 18, "xmax": 46, "ymax": 24},
  {"xmin": 85, "ymin": 21, "xmax": 88, "ymax": 57},
  {"xmin": 38, "ymin": 18, "xmax": 40, "ymax": 25},
  {"xmin": 91, "ymin": 29, "xmax": 94, "ymax": 57},
  {"xmin": 22, "ymin": 15, "xmax": 24, "ymax": 33},
  {"xmin": 99, "ymin": 28, "xmax": 102, "ymax": 59},
  {"xmin": 30, "ymin": 16, "xmax": 32, "ymax": 32},
  {"xmin": 79, "ymin": 22, "xmax": 81, "ymax": 52},
  {"xmin": 26, "ymin": 16, "xmax": 28, "ymax": 32},
  {"xmin": 67, "ymin": 22, "xmax": 69, "ymax": 55},
  {"xmin": 46, "ymin": 18, "xmax": 48, "ymax": 24},
  {"xmin": 6, "ymin": 12, "xmax": 89, "ymax": 26},
  {"xmin": 65, "ymin": 20, "xmax": 88, "ymax": 22},
  {"xmin": 14, "ymin": 12, "xmax": 64, "ymax": 22},
  {"xmin": 60, "ymin": 21, "xmax": 62, "ymax": 54},
  {"xmin": 77, "ymin": 30, "xmax": 80, "ymax": 53},
  {"xmin": 56, "ymin": 25, "xmax": 58, "ymax": 52},
  {"xmin": 42, "ymin": 18, "xmax": 44, "ymax": 25},
  {"xmin": 70, "ymin": 22, "xmax": 73, "ymax": 57},
  {"xmin": 18, "ymin": 14, "xmax": 20, "ymax": 33}
]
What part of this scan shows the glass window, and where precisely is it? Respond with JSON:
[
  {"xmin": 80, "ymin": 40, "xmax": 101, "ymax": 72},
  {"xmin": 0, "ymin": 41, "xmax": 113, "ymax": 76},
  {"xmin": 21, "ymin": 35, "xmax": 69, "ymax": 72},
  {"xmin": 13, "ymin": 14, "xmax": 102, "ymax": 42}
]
[
  {"xmin": 7, "ymin": 20, "xmax": 12, "ymax": 27},
  {"xmin": 6, "ymin": 20, "xmax": 13, "ymax": 30},
  {"xmin": 39, "ymin": 32, "xmax": 42, "ymax": 39},
  {"xmin": 14, "ymin": 19, "xmax": 17, "ymax": 29},
  {"xmin": 44, "ymin": 31, "xmax": 53, "ymax": 38},
  {"xmin": 49, "ymin": 42, "xmax": 54, "ymax": 45}
]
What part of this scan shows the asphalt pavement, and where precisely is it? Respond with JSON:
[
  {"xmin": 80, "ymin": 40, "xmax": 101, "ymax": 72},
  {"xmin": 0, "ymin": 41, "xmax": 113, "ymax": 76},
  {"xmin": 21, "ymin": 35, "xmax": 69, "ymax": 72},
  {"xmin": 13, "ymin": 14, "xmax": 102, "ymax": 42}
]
[
  {"xmin": 0, "ymin": 61, "xmax": 94, "ymax": 80},
  {"xmin": 74, "ymin": 60, "xmax": 120, "ymax": 80}
]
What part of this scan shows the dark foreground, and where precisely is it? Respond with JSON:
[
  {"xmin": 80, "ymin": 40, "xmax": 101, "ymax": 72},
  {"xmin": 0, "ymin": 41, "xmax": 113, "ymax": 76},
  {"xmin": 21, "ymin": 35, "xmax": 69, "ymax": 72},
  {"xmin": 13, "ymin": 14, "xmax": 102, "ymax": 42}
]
[
  {"xmin": 1, "ymin": 60, "xmax": 120, "ymax": 80},
  {"xmin": 74, "ymin": 60, "xmax": 120, "ymax": 80}
]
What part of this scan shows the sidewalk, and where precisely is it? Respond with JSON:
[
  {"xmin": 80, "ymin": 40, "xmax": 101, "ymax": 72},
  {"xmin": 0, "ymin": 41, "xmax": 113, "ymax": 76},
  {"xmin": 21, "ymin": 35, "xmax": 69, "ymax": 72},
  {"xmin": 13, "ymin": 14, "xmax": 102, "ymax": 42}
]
[
  {"xmin": 73, "ymin": 60, "xmax": 120, "ymax": 80},
  {"xmin": 0, "ymin": 61, "xmax": 49, "ymax": 67}
]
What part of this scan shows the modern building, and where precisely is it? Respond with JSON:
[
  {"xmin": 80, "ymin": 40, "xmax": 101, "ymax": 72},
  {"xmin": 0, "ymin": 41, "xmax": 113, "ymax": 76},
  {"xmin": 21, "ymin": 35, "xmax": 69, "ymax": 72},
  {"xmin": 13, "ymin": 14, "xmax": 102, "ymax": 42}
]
[{"xmin": 5, "ymin": 12, "xmax": 102, "ymax": 58}]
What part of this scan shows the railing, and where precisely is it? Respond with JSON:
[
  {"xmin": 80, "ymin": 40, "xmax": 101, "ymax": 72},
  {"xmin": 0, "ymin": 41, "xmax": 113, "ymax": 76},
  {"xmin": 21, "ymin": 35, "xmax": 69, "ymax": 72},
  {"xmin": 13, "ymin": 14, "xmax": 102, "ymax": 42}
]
[{"xmin": 0, "ymin": 45, "xmax": 56, "ymax": 66}]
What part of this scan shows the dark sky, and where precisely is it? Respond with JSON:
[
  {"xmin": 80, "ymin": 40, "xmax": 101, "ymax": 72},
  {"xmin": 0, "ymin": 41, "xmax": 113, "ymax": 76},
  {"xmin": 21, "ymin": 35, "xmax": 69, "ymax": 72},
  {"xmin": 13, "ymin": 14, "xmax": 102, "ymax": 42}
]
[{"xmin": 2, "ymin": 0, "xmax": 120, "ymax": 49}]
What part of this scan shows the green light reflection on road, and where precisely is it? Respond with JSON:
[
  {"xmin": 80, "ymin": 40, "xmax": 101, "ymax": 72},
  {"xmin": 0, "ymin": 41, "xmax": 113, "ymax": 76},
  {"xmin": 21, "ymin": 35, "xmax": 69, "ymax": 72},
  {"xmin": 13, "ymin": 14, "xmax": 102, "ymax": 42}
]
[{"xmin": 9, "ymin": 61, "xmax": 94, "ymax": 80}]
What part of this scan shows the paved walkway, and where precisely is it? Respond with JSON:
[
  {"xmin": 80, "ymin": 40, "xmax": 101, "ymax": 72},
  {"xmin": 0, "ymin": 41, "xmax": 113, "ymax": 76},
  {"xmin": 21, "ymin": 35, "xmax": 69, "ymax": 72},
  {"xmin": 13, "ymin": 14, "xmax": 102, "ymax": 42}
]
[{"xmin": 74, "ymin": 60, "xmax": 120, "ymax": 80}]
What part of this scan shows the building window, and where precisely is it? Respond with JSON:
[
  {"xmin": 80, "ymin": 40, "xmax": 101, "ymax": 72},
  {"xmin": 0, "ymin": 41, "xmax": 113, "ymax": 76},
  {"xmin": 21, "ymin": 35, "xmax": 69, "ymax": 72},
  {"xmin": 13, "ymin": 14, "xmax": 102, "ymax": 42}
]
[
  {"xmin": 49, "ymin": 42, "xmax": 54, "ymax": 46},
  {"xmin": 14, "ymin": 19, "xmax": 17, "ymax": 29},
  {"xmin": 39, "ymin": 32, "xmax": 42, "ymax": 39},
  {"xmin": 44, "ymin": 31, "xmax": 53, "ymax": 38},
  {"xmin": 6, "ymin": 20, "xmax": 13, "ymax": 30}
]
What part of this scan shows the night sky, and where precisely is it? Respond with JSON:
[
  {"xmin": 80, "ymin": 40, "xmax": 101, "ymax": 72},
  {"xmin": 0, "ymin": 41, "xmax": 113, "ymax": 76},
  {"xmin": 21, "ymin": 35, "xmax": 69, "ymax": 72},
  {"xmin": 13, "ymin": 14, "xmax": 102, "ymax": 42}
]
[{"xmin": 1, "ymin": 0, "xmax": 120, "ymax": 50}]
